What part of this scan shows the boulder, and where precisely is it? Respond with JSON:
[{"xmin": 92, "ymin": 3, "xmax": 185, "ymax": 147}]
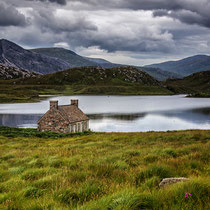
[{"xmin": 159, "ymin": 177, "xmax": 189, "ymax": 188}]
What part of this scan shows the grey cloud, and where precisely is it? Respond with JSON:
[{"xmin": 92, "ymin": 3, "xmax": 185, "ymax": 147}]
[
  {"xmin": 66, "ymin": 26, "xmax": 175, "ymax": 54},
  {"xmin": 27, "ymin": 0, "xmax": 66, "ymax": 5},
  {"xmin": 154, "ymin": 9, "xmax": 210, "ymax": 28},
  {"xmin": 1, "ymin": 0, "xmax": 210, "ymax": 65},
  {"xmin": 0, "ymin": 2, "xmax": 28, "ymax": 27},
  {"xmin": 69, "ymin": 0, "xmax": 210, "ymax": 28},
  {"xmin": 31, "ymin": 9, "xmax": 97, "ymax": 33}
]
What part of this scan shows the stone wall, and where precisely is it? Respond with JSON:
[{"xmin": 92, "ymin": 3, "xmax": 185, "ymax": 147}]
[
  {"xmin": 38, "ymin": 109, "xmax": 89, "ymax": 133},
  {"xmin": 38, "ymin": 109, "xmax": 69, "ymax": 133}
]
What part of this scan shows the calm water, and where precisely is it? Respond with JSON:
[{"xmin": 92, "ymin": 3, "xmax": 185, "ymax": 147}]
[{"xmin": 0, "ymin": 95, "xmax": 210, "ymax": 132}]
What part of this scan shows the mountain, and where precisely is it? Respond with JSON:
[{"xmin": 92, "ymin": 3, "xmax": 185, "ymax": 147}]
[
  {"xmin": 31, "ymin": 48, "xmax": 121, "ymax": 69},
  {"xmin": 146, "ymin": 55, "xmax": 210, "ymax": 76},
  {"xmin": 0, "ymin": 39, "xmax": 70, "ymax": 74},
  {"xmin": 165, "ymin": 70, "xmax": 210, "ymax": 96},
  {"xmin": 140, "ymin": 67, "xmax": 182, "ymax": 81},
  {"xmin": 0, "ymin": 64, "xmax": 39, "ymax": 80},
  {"xmin": 31, "ymin": 48, "xmax": 96, "ymax": 67},
  {"xmin": 84, "ymin": 57, "xmax": 122, "ymax": 68}
]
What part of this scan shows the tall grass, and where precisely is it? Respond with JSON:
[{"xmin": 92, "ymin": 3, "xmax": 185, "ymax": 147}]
[{"xmin": 0, "ymin": 127, "xmax": 209, "ymax": 209}]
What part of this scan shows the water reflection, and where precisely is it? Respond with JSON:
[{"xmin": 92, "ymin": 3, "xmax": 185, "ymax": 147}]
[
  {"xmin": 0, "ymin": 107, "xmax": 210, "ymax": 132},
  {"xmin": 0, "ymin": 114, "xmax": 41, "ymax": 128},
  {"xmin": 88, "ymin": 113, "xmax": 146, "ymax": 121}
]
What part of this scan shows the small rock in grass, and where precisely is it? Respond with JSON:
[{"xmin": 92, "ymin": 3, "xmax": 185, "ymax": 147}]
[{"xmin": 159, "ymin": 177, "xmax": 189, "ymax": 188}]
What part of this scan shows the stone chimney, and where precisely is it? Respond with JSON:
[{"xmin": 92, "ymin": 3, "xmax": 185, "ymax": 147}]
[
  {"xmin": 50, "ymin": 101, "xmax": 58, "ymax": 110},
  {"xmin": 71, "ymin": 99, "xmax": 78, "ymax": 107}
]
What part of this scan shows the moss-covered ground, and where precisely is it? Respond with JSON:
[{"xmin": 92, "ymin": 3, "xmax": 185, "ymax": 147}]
[{"xmin": 0, "ymin": 127, "xmax": 209, "ymax": 209}]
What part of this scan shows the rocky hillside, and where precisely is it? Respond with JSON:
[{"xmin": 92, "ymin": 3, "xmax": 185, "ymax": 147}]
[
  {"xmin": 31, "ymin": 48, "xmax": 96, "ymax": 68},
  {"xmin": 165, "ymin": 70, "xmax": 210, "ymax": 96},
  {"xmin": 0, "ymin": 64, "xmax": 39, "ymax": 80},
  {"xmin": 17, "ymin": 66, "xmax": 161, "ymax": 86},
  {"xmin": 146, "ymin": 55, "xmax": 210, "ymax": 77},
  {"xmin": 0, "ymin": 39, "xmax": 70, "ymax": 74},
  {"xmin": 31, "ymin": 48, "xmax": 121, "ymax": 69}
]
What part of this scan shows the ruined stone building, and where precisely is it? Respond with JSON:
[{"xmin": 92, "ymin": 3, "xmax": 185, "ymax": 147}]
[{"xmin": 38, "ymin": 100, "xmax": 89, "ymax": 133}]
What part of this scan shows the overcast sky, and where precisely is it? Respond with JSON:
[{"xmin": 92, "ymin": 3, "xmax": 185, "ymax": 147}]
[{"xmin": 1, "ymin": 0, "xmax": 210, "ymax": 65}]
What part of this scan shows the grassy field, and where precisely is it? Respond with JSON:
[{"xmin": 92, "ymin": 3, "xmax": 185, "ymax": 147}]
[{"xmin": 0, "ymin": 127, "xmax": 209, "ymax": 209}]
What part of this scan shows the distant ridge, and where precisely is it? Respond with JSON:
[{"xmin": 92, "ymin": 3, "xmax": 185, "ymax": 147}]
[
  {"xmin": 31, "ymin": 48, "xmax": 121, "ymax": 69},
  {"xmin": 0, "ymin": 39, "xmax": 70, "ymax": 74},
  {"xmin": 146, "ymin": 55, "xmax": 210, "ymax": 76},
  {"xmin": 140, "ymin": 67, "xmax": 183, "ymax": 81},
  {"xmin": 1, "ymin": 39, "xmax": 210, "ymax": 81},
  {"xmin": 30, "ymin": 48, "xmax": 96, "ymax": 68}
]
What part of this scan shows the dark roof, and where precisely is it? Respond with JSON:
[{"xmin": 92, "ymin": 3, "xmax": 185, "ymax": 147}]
[{"xmin": 58, "ymin": 105, "xmax": 89, "ymax": 123}]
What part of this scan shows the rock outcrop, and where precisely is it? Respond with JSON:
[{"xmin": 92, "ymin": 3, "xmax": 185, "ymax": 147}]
[
  {"xmin": 0, "ymin": 64, "xmax": 39, "ymax": 80},
  {"xmin": 159, "ymin": 177, "xmax": 189, "ymax": 188}
]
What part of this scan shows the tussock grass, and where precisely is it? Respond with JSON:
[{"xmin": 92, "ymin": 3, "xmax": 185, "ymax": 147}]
[{"xmin": 0, "ymin": 127, "xmax": 209, "ymax": 209}]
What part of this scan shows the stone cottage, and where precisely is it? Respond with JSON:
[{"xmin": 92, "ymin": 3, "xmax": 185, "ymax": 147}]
[{"xmin": 38, "ymin": 99, "xmax": 89, "ymax": 133}]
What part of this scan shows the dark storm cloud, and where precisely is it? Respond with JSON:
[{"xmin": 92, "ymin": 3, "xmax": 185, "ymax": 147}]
[
  {"xmin": 27, "ymin": 0, "xmax": 66, "ymax": 5},
  {"xmin": 70, "ymin": 0, "xmax": 210, "ymax": 28},
  {"xmin": 31, "ymin": 8, "xmax": 97, "ymax": 33},
  {"xmin": 153, "ymin": 9, "xmax": 210, "ymax": 28},
  {"xmin": 1, "ymin": 0, "xmax": 210, "ymax": 65},
  {"xmin": 0, "ymin": 2, "xmax": 28, "ymax": 27}
]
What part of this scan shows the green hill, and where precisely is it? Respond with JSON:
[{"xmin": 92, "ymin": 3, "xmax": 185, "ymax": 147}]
[
  {"xmin": 15, "ymin": 66, "xmax": 171, "ymax": 94},
  {"xmin": 165, "ymin": 70, "xmax": 210, "ymax": 97},
  {"xmin": 0, "ymin": 66, "xmax": 172, "ymax": 103}
]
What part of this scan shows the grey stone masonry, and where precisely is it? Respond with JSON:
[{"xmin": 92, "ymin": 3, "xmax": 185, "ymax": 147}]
[
  {"xmin": 38, "ymin": 99, "xmax": 89, "ymax": 133},
  {"xmin": 159, "ymin": 177, "xmax": 189, "ymax": 188}
]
